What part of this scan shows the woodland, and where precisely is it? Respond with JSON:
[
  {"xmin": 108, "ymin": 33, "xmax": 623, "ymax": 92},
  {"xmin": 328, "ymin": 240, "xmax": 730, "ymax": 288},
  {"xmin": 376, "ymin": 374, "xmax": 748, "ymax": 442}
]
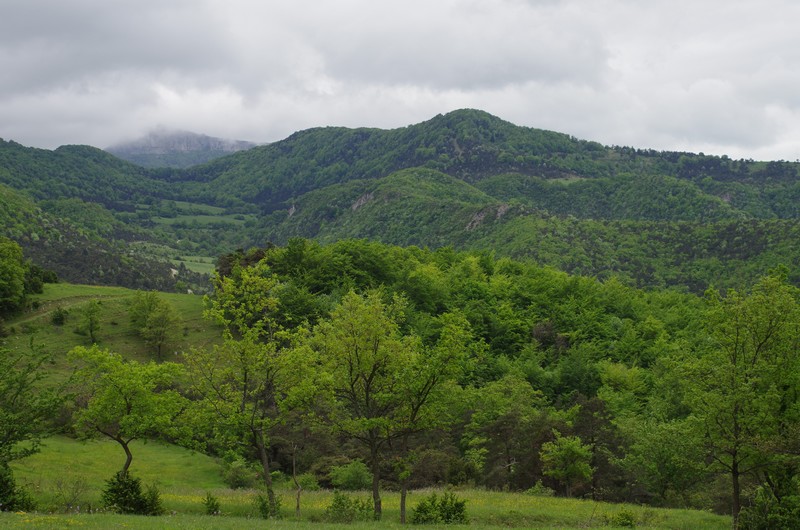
[{"xmin": 1, "ymin": 109, "xmax": 800, "ymax": 528}]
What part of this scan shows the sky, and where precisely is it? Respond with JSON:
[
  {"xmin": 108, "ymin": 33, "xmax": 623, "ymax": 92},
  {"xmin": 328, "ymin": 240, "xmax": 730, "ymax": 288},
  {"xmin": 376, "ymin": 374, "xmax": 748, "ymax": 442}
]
[{"xmin": 2, "ymin": 0, "xmax": 799, "ymax": 161}]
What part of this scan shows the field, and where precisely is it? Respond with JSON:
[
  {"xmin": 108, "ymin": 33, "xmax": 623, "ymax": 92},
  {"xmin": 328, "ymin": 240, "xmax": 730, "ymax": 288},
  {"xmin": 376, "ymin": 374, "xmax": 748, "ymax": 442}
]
[
  {"xmin": 5, "ymin": 437, "xmax": 730, "ymax": 529},
  {"xmin": 1, "ymin": 282, "xmax": 223, "ymax": 369}
]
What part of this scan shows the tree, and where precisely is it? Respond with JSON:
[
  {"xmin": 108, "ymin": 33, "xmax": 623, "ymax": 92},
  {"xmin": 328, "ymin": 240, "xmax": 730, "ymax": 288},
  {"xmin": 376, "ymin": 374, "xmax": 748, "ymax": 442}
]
[
  {"xmin": 0, "ymin": 346, "xmax": 62, "ymax": 510},
  {"xmin": 68, "ymin": 345, "xmax": 187, "ymax": 473},
  {"xmin": 128, "ymin": 291, "xmax": 181, "ymax": 361},
  {"xmin": 540, "ymin": 432, "xmax": 594, "ymax": 497},
  {"xmin": 304, "ymin": 290, "xmax": 416, "ymax": 519},
  {"xmin": 184, "ymin": 262, "xmax": 314, "ymax": 517},
  {"xmin": 0, "ymin": 238, "xmax": 27, "ymax": 316},
  {"xmin": 79, "ymin": 299, "xmax": 102, "ymax": 344},
  {"xmin": 683, "ymin": 274, "xmax": 800, "ymax": 525}
]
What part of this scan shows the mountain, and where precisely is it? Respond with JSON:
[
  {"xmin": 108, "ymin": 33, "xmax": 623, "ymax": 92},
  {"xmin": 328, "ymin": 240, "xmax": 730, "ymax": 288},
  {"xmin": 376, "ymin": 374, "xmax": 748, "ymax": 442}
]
[
  {"xmin": 3, "ymin": 109, "xmax": 800, "ymax": 292},
  {"xmin": 106, "ymin": 128, "xmax": 257, "ymax": 168}
]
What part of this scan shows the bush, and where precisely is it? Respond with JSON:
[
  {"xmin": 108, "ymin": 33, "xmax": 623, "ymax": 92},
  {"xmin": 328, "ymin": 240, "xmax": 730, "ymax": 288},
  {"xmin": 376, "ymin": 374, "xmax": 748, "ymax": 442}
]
[
  {"xmin": 253, "ymin": 491, "xmax": 281, "ymax": 519},
  {"xmin": 296, "ymin": 472, "xmax": 321, "ymax": 491},
  {"xmin": 0, "ymin": 464, "xmax": 35, "ymax": 512},
  {"xmin": 605, "ymin": 509, "xmax": 637, "ymax": 528},
  {"xmin": 739, "ymin": 485, "xmax": 800, "ymax": 530},
  {"xmin": 411, "ymin": 491, "xmax": 468, "ymax": 525},
  {"xmin": 50, "ymin": 306, "xmax": 69, "ymax": 326},
  {"xmin": 223, "ymin": 458, "xmax": 257, "ymax": 489},
  {"xmin": 101, "ymin": 471, "xmax": 164, "ymax": 515},
  {"xmin": 324, "ymin": 491, "xmax": 374, "ymax": 523},
  {"xmin": 525, "ymin": 480, "xmax": 555, "ymax": 497},
  {"xmin": 202, "ymin": 492, "xmax": 221, "ymax": 515},
  {"xmin": 329, "ymin": 460, "xmax": 373, "ymax": 490}
]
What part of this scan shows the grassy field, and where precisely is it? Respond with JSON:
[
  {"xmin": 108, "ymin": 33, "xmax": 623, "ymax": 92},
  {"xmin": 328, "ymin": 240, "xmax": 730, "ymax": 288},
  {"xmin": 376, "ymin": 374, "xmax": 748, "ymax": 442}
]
[
  {"xmin": 1, "ymin": 282, "xmax": 223, "ymax": 372},
  {"xmin": 5, "ymin": 437, "xmax": 731, "ymax": 529}
]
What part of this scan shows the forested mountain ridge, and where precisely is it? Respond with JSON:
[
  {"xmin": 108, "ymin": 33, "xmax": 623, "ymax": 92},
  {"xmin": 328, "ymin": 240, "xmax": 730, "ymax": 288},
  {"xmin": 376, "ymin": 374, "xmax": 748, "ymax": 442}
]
[{"xmin": 2, "ymin": 109, "xmax": 800, "ymax": 292}]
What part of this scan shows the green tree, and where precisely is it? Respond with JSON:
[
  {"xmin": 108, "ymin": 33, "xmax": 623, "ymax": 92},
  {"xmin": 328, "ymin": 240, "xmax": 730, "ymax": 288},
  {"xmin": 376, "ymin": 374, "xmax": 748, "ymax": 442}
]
[
  {"xmin": 540, "ymin": 432, "xmax": 594, "ymax": 497},
  {"xmin": 683, "ymin": 274, "xmax": 800, "ymax": 525},
  {"xmin": 0, "ymin": 238, "xmax": 27, "ymax": 316},
  {"xmin": 128, "ymin": 291, "xmax": 181, "ymax": 361},
  {"xmin": 0, "ymin": 346, "xmax": 62, "ymax": 510},
  {"xmin": 304, "ymin": 290, "xmax": 417, "ymax": 519},
  {"xmin": 79, "ymin": 299, "xmax": 102, "ymax": 344},
  {"xmin": 68, "ymin": 345, "xmax": 187, "ymax": 473}
]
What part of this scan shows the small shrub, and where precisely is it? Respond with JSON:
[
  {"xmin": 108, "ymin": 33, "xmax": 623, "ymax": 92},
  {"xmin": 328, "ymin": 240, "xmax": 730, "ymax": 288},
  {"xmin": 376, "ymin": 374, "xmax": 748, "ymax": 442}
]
[
  {"xmin": 223, "ymin": 458, "xmax": 257, "ymax": 489},
  {"xmin": 101, "ymin": 471, "xmax": 164, "ymax": 515},
  {"xmin": 605, "ymin": 509, "xmax": 637, "ymax": 528},
  {"xmin": 0, "ymin": 464, "xmax": 36, "ymax": 512},
  {"xmin": 50, "ymin": 306, "xmax": 69, "ymax": 326},
  {"xmin": 202, "ymin": 492, "xmax": 221, "ymax": 515},
  {"xmin": 411, "ymin": 491, "xmax": 468, "ymax": 525},
  {"xmin": 296, "ymin": 472, "xmax": 321, "ymax": 491},
  {"xmin": 525, "ymin": 480, "xmax": 555, "ymax": 497},
  {"xmin": 739, "ymin": 486, "xmax": 800, "ymax": 530},
  {"xmin": 253, "ymin": 491, "xmax": 281, "ymax": 519},
  {"xmin": 52, "ymin": 475, "xmax": 88, "ymax": 513},
  {"xmin": 329, "ymin": 460, "xmax": 373, "ymax": 490},
  {"xmin": 324, "ymin": 491, "xmax": 374, "ymax": 523}
]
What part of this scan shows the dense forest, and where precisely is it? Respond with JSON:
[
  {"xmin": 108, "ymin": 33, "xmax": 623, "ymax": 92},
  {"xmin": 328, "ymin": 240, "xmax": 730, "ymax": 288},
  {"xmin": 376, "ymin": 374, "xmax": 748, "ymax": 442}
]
[
  {"xmin": 3, "ymin": 238, "xmax": 799, "ymax": 527},
  {"xmin": 3, "ymin": 109, "xmax": 800, "ymax": 294},
  {"xmin": 2, "ymin": 110, "xmax": 800, "ymax": 527}
]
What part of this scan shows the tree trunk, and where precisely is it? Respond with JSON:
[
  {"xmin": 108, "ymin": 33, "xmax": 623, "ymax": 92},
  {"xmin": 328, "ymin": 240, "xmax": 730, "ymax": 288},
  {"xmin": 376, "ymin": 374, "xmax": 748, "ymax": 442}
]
[
  {"xmin": 120, "ymin": 439, "xmax": 133, "ymax": 474},
  {"xmin": 400, "ymin": 477, "xmax": 408, "ymax": 524},
  {"xmin": 370, "ymin": 442, "xmax": 382, "ymax": 520},
  {"xmin": 731, "ymin": 456, "xmax": 741, "ymax": 530},
  {"xmin": 292, "ymin": 445, "xmax": 302, "ymax": 517},
  {"xmin": 254, "ymin": 429, "xmax": 277, "ymax": 514}
]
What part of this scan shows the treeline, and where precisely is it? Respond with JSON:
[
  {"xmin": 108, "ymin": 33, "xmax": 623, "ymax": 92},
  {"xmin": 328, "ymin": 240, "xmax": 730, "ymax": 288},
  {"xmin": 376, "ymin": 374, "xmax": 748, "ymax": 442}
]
[{"xmin": 5, "ymin": 239, "xmax": 794, "ymax": 526}]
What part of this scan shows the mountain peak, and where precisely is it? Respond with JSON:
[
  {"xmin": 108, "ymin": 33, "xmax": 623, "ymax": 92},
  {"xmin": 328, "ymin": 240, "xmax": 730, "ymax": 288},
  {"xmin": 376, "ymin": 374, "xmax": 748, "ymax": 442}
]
[{"xmin": 106, "ymin": 129, "xmax": 257, "ymax": 168}]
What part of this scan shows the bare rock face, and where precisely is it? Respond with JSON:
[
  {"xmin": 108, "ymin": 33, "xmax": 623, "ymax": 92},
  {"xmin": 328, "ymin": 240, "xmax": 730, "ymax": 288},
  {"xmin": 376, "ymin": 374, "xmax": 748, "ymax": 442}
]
[{"xmin": 106, "ymin": 128, "xmax": 257, "ymax": 168}]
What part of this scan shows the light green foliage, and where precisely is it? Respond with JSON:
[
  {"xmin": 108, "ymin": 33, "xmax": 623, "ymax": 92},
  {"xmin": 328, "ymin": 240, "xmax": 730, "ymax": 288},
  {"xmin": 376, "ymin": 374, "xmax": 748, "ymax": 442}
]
[
  {"xmin": 68, "ymin": 345, "xmax": 187, "ymax": 473},
  {"xmin": 78, "ymin": 299, "xmax": 102, "ymax": 343},
  {"xmin": 329, "ymin": 461, "xmax": 373, "ymax": 491},
  {"xmin": 323, "ymin": 491, "xmax": 374, "ymax": 523},
  {"xmin": 410, "ymin": 491, "xmax": 468, "ymax": 525},
  {"xmin": 0, "ymin": 347, "xmax": 62, "ymax": 465},
  {"xmin": 683, "ymin": 274, "xmax": 800, "ymax": 522},
  {"xmin": 128, "ymin": 290, "xmax": 181, "ymax": 360},
  {"xmin": 540, "ymin": 432, "xmax": 594, "ymax": 497}
]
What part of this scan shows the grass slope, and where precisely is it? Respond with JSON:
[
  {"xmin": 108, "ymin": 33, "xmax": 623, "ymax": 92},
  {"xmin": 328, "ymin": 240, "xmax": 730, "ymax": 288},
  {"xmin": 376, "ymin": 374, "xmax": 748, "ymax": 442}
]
[
  {"xmin": 9, "ymin": 436, "xmax": 730, "ymax": 529},
  {"xmin": 2, "ymin": 283, "xmax": 222, "ymax": 373}
]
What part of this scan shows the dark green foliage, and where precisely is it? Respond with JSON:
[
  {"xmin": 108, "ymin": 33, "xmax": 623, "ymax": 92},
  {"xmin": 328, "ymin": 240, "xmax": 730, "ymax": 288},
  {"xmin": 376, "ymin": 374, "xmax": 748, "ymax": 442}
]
[
  {"xmin": 0, "ymin": 464, "xmax": 35, "ymax": 512},
  {"xmin": 411, "ymin": 492, "xmax": 468, "ymax": 525},
  {"xmin": 50, "ymin": 306, "xmax": 69, "ymax": 326},
  {"xmin": 329, "ymin": 460, "xmax": 373, "ymax": 491},
  {"xmin": 201, "ymin": 492, "xmax": 221, "ymax": 515},
  {"xmin": 253, "ymin": 491, "xmax": 281, "ymax": 519},
  {"xmin": 323, "ymin": 491, "xmax": 374, "ymax": 523},
  {"xmin": 739, "ymin": 483, "xmax": 800, "ymax": 530},
  {"xmin": 222, "ymin": 458, "xmax": 258, "ymax": 489},
  {"xmin": 101, "ymin": 471, "xmax": 164, "ymax": 515}
]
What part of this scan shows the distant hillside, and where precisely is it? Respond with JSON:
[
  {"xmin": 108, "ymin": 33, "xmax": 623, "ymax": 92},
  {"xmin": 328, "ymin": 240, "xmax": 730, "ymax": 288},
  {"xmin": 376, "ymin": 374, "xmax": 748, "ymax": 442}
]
[
  {"xmin": 3, "ymin": 109, "xmax": 800, "ymax": 292},
  {"xmin": 106, "ymin": 129, "xmax": 256, "ymax": 168}
]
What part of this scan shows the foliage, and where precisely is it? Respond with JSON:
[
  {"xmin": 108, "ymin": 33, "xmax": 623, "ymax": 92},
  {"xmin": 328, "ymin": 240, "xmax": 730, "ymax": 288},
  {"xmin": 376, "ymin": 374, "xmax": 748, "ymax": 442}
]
[
  {"xmin": 0, "ymin": 464, "xmax": 35, "ymax": 512},
  {"xmin": 253, "ymin": 491, "xmax": 281, "ymax": 519},
  {"xmin": 738, "ymin": 479, "xmax": 800, "ymax": 530},
  {"xmin": 410, "ymin": 491, "xmax": 468, "ymax": 525},
  {"xmin": 329, "ymin": 461, "xmax": 373, "ymax": 491},
  {"xmin": 101, "ymin": 471, "xmax": 164, "ymax": 515},
  {"xmin": 222, "ymin": 458, "xmax": 257, "ymax": 489},
  {"xmin": 0, "ymin": 347, "xmax": 62, "ymax": 465},
  {"xmin": 128, "ymin": 290, "xmax": 181, "ymax": 360},
  {"xmin": 68, "ymin": 345, "xmax": 187, "ymax": 473},
  {"xmin": 201, "ymin": 492, "xmax": 221, "ymax": 515},
  {"xmin": 323, "ymin": 491, "xmax": 374, "ymax": 523},
  {"xmin": 540, "ymin": 432, "xmax": 594, "ymax": 497}
]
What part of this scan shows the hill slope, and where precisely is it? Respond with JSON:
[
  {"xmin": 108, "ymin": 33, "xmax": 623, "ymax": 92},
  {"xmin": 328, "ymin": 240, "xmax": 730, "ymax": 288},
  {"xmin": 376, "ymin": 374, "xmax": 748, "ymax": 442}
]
[{"xmin": 106, "ymin": 129, "xmax": 256, "ymax": 168}]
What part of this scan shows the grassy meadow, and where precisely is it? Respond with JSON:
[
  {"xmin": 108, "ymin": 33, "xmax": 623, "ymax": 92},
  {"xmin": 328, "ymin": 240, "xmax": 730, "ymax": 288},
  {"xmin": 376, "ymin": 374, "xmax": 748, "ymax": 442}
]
[
  {"xmin": 1, "ymin": 282, "xmax": 223, "ymax": 370},
  {"xmin": 6, "ymin": 436, "xmax": 730, "ymax": 529}
]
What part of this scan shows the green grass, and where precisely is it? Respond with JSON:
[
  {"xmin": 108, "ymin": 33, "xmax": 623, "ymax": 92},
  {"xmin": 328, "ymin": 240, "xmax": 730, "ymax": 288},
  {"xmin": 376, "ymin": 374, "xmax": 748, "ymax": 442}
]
[
  {"xmin": 1, "ymin": 282, "xmax": 223, "ymax": 374},
  {"xmin": 7, "ymin": 436, "xmax": 731, "ymax": 529},
  {"xmin": 171, "ymin": 255, "xmax": 217, "ymax": 275}
]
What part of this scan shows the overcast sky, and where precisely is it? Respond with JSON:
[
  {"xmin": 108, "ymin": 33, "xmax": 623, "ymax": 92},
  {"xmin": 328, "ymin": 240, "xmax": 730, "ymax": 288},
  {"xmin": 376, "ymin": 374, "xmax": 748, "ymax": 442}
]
[{"xmin": 2, "ymin": 0, "xmax": 799, "ymax": 161}]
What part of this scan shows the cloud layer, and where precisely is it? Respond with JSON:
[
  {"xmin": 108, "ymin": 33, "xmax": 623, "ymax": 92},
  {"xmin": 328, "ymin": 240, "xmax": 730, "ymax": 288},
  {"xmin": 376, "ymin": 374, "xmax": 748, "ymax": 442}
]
[{"xmin": 1, "ymin": 0, "xmax": 799, "ymax": 161}]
